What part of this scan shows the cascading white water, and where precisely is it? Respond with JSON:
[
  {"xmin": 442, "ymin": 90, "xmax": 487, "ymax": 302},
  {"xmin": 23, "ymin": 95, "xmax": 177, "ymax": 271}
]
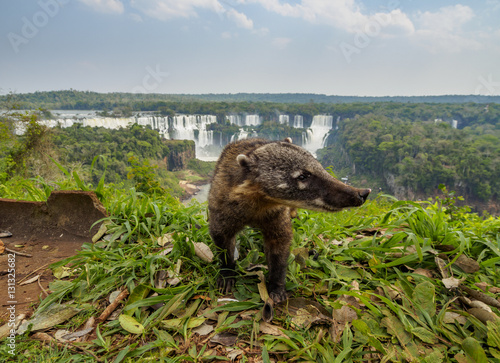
[
  {"xmin": 230, "ymin": 130, "xmax": 249, "ymax": 142},
  {"xmin": 245, "ymin": 115, "xmax": 260, "ymax": 126},
  {"xmin": 302, "ymin": 115, "xmax": 333, "ymax": 156},
  {"xmin": 293, "ymin": 115, "xmax": 304, "ymax": 128},
  {"xmin": 170, "ymin": 115, "xmax": 217, "ymax": 158},
  {"xmin": 227, "ymin": 114, "xmax": 261, "ymax": 126},
  {"xmin": 279, "ymin": 115, "xmax": 289, "ymax": 124},
  {"xmin": 27, "ymin": 112, "xmax": 333, "ymax": 160}
]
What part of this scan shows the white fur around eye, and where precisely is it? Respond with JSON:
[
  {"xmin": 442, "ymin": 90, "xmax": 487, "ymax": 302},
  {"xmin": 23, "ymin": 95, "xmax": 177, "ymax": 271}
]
[
  {"xmin": 291, "ymin": 170, "xmax": 301, "ymax": 179},
  {"xmin": 298, "ymin": 181, "xmax": 307, "ymax": 190}
]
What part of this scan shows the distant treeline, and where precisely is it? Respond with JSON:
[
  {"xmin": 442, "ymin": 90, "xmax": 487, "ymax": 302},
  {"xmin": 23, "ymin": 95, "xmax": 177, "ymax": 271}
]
[{"xmin": 2, "ymin": 90, "xmax": 500, "ymax": 111}]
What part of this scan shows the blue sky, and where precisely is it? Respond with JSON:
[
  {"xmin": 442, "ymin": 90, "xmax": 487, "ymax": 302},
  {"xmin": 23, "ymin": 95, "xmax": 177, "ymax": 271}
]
[{"xmin": 1, "ymin": 0, "xmax": 499, "ymax": 96}]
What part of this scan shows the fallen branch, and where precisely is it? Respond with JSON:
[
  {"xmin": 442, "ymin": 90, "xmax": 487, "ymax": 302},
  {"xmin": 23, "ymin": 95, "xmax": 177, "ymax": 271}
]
[
  {"xmin": 95, "ymin": 288, "xmax": 129, "ymax": 325},
  {"xmin": 18, "ymin": 263, "xmax": 51, "ymax": 284},
  {"xmin": 38, "ymin": 275, "xmax": 49, "ymax": 297},
  {"xmin": 5, "ymin": 247, "xmax": 32, "ymax": 257}
]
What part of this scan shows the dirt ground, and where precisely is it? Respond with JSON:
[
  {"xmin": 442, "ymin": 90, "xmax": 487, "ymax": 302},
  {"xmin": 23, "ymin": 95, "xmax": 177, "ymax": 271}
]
[
  {"xmin": 0, "ymin": 235, "xmax": 88, "ymax": 323},
  {"xmin": 0, "ymin": 191, "xmax": 107, "ymax": 324}
]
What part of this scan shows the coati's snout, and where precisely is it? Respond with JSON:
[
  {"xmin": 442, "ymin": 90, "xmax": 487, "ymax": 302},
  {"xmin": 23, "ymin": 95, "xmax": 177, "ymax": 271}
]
[
  {"xmin": 237, "ymin": 141, "xmax": 371, "ymax": 212},
  {"xmin": 358, "ymin": 189, "xmax": 371, "ymax": 204},
  {"xmin": 304, "ymin": 176, "xmax": 371, "ymax": 212}
]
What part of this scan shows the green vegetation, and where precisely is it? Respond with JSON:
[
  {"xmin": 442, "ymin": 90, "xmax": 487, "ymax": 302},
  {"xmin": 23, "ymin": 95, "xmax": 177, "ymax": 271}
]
[
  {"xmin": 2, "ymin": 90, "xmax": 500, "ymax": 109},
  {"xmin": 1, "ymin": 103, "xmax": 500, "ymax": 362},
  {"xmin": 2, "ymin": 92, "xmax": 499, "ymax": 209},
  {"xmin": 1, "ymin": 175, "xmax": 500, "ymax": 362},
  {"xmin": 0, "ymin": 108, "xmax": 214, "ymax": 201},
  {"xmin": 318, "ymin": 113, "xmax": 500, "ymax": 206}
]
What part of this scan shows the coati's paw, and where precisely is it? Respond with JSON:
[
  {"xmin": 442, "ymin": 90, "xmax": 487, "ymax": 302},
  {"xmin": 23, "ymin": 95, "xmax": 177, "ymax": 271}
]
[
  {"xmin": 269, "ymin": 288, "xmax": 288, "ymax": 303},
  {"xmin": 217, "ymin": 272, "xmax": 236, "ymax": 295}
]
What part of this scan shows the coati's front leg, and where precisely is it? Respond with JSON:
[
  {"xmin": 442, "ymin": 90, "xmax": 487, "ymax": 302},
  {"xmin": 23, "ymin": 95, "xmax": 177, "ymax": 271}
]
[
  {"xmin": 211, "ymin": 232, "xmax": 236, "ymax": 294},
  {"xmin": 262, "ymin": 215, "xmax": 293, "ymax": 303}
]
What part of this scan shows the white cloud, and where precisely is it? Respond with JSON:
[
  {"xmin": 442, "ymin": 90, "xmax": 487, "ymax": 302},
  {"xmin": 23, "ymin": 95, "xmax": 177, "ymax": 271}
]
[
  {"xmin": 130, "ymin": 0, "xmax": 225, "ymax": 20},
  {"xmin": 244, "ymin": 0, "xmax": 414, "ymax": 36},
  {"xmin": 412, "ymin": 5, "xmax": 480, "ymax": 53},
  {"xmin": 79, "ymin": 0, "xmax": 125, "ymax": 14},
  {"xmin": 416, "ymin": 5, "xmax": 474, "ymax": 33},
  {"xmin": 226, "ymin": 8, "xmax": 253, "ymax": 29}
]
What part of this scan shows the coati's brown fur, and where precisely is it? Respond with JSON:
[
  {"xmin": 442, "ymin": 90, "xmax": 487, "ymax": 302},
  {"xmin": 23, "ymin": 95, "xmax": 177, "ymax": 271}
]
[{"xmin": 208, "ymin": 138, "xmax": 370, "ymax": 302}]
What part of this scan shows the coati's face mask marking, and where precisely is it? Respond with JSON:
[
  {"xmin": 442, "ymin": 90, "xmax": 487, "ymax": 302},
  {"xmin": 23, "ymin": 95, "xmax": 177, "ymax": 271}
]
[{"xmin": 237, "ymin": 142, "xmax": 370, "ymax": 212}]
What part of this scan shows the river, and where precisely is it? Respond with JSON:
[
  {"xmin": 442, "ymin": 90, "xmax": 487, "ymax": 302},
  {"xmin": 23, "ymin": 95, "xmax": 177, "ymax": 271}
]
[{"xmin": 183, "ymin": 184, "xmax": 210, "ymax": 205}]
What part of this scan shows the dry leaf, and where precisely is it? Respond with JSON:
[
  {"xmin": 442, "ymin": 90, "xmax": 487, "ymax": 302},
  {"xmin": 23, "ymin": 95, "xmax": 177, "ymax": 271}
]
[
  {"xmin": 159, "ymin": 247, "xmax": 173, "ymax": 256},
  {"xmin": 475, "ymin": 282, "xmax": 500, "ymax": 293},
  {"xmin": 157, "ymin": 233, "xmax": 174, "ymax": 247},
  {"xmin": 442, "ymin": 277, "xmax": 462, "ymax": 289},
  {"xmin": 61, "ymin": 327, "xmax": 94, "ymax": 341},
  {"xmin": 109, "ymin": 290, "xmax": 122, "ymax": 304},
  {"xmin": 0, "ymin": 239, "xmax": 5, "ymax": 254},
  {"xmin": 454, "ymin": 254, "xmax": 480, "ymax": 273},
  {"xmin": 192, "ymin": 323, "xmax": 214, "ymax": 336},
  {"xmin": 469, "ymin": 300, "xmax": 493, "ymax": 312},
  {"xmin": 443, "ymin": 311, "xmax": 467, "ymax": 325},
  {"xmin": 414, "ymin": 268, "xmax": 433, "ymax": 278},
  {"xmin": 435, "ymin": 257, "xmax": 450, "ymax": 278},
  {"xmin": 17, "ymin": 304, "xmax": 81, "ymax": 334},
  {"xmin": 19, "ymin": 275, "xmax": 40, "ymax": 286},
  {"xmin": 227, "ymin": 349, "xmax": 244, "ymax": 361},
  {"xmin": 193, "ymin": 242, "xmax": 214, "ymax": 262},
  {"xmin": 0, "ymin": 313, "xmax": 25, "ymax": 340},
  {"xmin": 332, "ymin": 305, "xmax": 357, "ymax": 325},
  {"xmin": 210, "ymin": 332, "xmax": 237, "ymax": 346},
  {"xmin": 260, "ymin": 321, "xmax": 286, "ymax": 337},
  {"xmin": 54, "ymin": 329, "xmax": 72, "ymax": 342}
]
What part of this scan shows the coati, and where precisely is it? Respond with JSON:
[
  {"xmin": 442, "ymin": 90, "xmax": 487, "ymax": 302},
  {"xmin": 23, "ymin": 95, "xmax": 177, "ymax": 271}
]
[{"xmin": 208, "ymin": 138, "xmax": 371, "ymax": 303}]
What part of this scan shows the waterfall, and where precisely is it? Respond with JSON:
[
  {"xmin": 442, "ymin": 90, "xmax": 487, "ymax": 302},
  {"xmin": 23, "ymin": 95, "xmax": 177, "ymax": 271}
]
[
  {"xmin": 293, "ymin": 115, "xmax": 304, "ymax": 128},
  {"xmin": 83, "ymin": 117, "xmax": 134, "ymax": 129},
  {"xmin": 302, "ymin": 115, "xmax": 333, "ymax": 156},
  {"xmin": 227, "ymin": 114, "xmax": 261, "ymax": 126},
  {"xmin": 230, "ymin": 129, "xmax": 258, "ymax": 142},
  {"xmin": 279, "ymin": 115, "xmax": 289, "ymax": 124},
  {"xmin": 170, "ymin": 115, "xmax": 217, "ymax": 159}
]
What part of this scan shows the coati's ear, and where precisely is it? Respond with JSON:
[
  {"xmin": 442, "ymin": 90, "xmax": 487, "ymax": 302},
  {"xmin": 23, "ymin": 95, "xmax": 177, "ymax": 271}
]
[
  {"xmin": 236, "ymin": 154, "xmax": 251, "ymax": 168},
  {"xmin": 283, "ymin": 137, "xmax": 293, "ymax": 144}
]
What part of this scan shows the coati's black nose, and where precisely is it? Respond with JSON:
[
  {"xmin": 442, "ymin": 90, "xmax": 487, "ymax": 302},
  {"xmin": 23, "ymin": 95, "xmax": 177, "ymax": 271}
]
[{"xmin": 359, "ymin": 189, "xmax": 371, "ymax": 203}]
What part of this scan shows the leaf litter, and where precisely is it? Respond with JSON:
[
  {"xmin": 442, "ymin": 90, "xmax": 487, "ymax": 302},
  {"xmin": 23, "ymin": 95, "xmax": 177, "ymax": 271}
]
[{"xmin": 4, "ymin": 194, "xmax": 500, "ymax": 362}]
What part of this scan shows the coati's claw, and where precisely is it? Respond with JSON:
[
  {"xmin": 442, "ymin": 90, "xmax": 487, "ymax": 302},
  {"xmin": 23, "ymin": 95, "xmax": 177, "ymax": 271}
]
[
  {"xmin": 269, "ymin": 289, "xmax": 288, "ymax": 304},
  {"xmin": 217, "ymin": 274, "xmax": 236, "ymax": 295}
]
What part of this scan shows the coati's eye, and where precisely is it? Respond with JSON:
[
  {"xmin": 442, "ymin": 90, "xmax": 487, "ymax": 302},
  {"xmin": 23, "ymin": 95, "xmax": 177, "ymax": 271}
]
[{"xmin": 297, "ymin": 171, "xmax": 311, "ymax": 181}]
